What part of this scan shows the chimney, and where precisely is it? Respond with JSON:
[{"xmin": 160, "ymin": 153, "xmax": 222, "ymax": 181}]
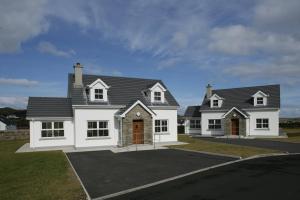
[
  {"xmin": 206, "ymin": 84, "xmax": 212, "ymax": 98},
  {"xmin": 74, "ymin": 62, "xmax": 83, "ymax": 88}
]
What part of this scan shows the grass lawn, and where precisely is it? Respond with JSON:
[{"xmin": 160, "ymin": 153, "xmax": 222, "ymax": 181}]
[
  {"xmin": 172, "ymin": 135, "xmax": 280, "ymax": 158},
  {"xmin": 267, "ymin": 128, "xmax": 300, "ymax": 143},
  {"xmin": 0, "ymin": 140, "xmax": 85, "ymax": 200}
]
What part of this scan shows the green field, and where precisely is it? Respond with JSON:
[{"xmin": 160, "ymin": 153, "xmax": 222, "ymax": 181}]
[
  {"xmin": 0, "ymin": 140, "xmax": 85, "ymax": 200},
  {"xmin": 269, "ymin": 128, "xmax": 300, "ymax": 143},
  {"xmin": 173, "ymin": 135, "xmax": 280, "ymax": 158}
]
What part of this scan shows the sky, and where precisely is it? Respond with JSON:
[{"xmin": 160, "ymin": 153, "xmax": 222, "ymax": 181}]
[{"xmin": 0, "ymin": 0, "xmax": 299, "ymax": 117}]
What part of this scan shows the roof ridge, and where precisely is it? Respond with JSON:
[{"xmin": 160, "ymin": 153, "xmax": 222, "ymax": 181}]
[
  {"xmin": 213, "ymin": 84, "xmax": 279, "ymax": 92},
  {"xmin": 69, "ymin": 73, "xmax": 161, "ymax": 82}
]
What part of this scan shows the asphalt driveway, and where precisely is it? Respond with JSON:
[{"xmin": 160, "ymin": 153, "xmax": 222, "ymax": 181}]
[
  {"xmin": 199, "ymin": 138, "xmax": 300, "ymax": 153},
  {"xmin": 67, "ymin": 149, "xmax": 236, "ymax": 199},
  {"xmin": 110, "ymin": 154, "xmax": 300, "ymax": 200}
]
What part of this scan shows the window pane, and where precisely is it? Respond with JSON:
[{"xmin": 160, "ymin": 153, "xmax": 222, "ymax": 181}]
[
  {"xmin": 162, "ymin": 120, "xmax": 167, "ymax": 126},
  {"xmin": 155, "ymin": 127, "xmax": 160, "ymax": 132},
  {"xmin": 54, "ymin": 130, "xmax": 59, "ymax": 136},
  {"xmin": 103, "ymin": 130, "xmax": 109, "ymax": 136},
  {"xmin": 58, "ymin": 130, "xmax": 64, "ymax": 136},
  {"xmin": 257, "ymin": 123, "xmax": 262, "ymax": 128},
  {"xmin": 155, "ymin": 120, "xmax": 160, "ymax": 126},
  {"xmin": 41, "ymin": 131, "xmax": 47, "ymax": 137},
  {"xmin": 47, "ymin": 130, "xmax": 53, "ymax": 137},
  {"xmin": 87, "ymin": 130, "xmax": 93, "ymax": 137},
  {"xmin": 208, "ymin": 120, "xmax": 214, "ymax": 125},
  {"xmin": 263, "ymin": 123, "xmax": 269, "ymax": 128},
  {"xmin": 99, "ymin": 130, "xmax": 104, "ymax": 136},
  {"xmin": 215, "ymin": 120, "xmax": 221, "ymax": 125},
  {"xmin": 42, "ymin": 122, "xmax": 52, "ymax": 129},
  {"xmin": 92, "ymin": 130, "xmax": 98, "ymax": 137},
  {"xmin": 88, "ymin": 122, "xmax": 97, "ymax": 129},
  {"xmin": 256, "ymin": 119, "xmax": 262, "ymax": 123},
  {"xmin": 162, "ymin": 127, "xmax": 168, "ymax": 132},
  {"xmin": 215, "ymin": 125, "xmax": 221, "ymax": 129},
  {"xmin": 263, "ymin": 119, "xmax": 268, "ymax": 124},
  {"xmin": 54, "ymin": 122, "xmax": 63, "ymax": 129}
]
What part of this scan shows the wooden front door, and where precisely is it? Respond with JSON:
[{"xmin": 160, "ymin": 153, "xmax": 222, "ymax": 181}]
[
  {"xmin": 231, "ymin": 119, "xmax": 239, "ymax": 135},
  {"xmin": 133, "ymin": 120, "xmax": 144, "ymax": 144}
]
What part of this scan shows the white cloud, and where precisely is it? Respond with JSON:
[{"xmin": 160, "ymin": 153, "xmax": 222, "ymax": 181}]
[
  {"xmin": 0, "ymin": 0, "xmax": 49, "ymax": 53},
  {"xmin": 0, "ymin": 97, "xmax": 28, "ymax": 108},
  {"xmin": 84, "ymin": 63, "xmax": 123, "ymax": 76},
  {"xmin": 0, "ymin": 78, "xmax": 39, "ymax": 87},
  {"xmin": 37, "ymin": 41, "xmax": 75, "ymax": 57},
  {"xmin": 209, "ymin": 25, "xmax": 300, "ymax": 55}
]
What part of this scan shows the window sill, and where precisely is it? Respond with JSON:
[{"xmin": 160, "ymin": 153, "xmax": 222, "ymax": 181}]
[
  {"xmin": 207, "ymin": 129, "xmax": 222, "ymax": 131},
  {"xmin": 39, "ymin": 137, "xmax": 66, "ymax": 141},
  {"xmin": 155, "ymin": 132, "xmax": 170, "ymax": 135},
  {"xmin": 190, "ymin": 128, "xmax": 201, "ymax": 130},
  {"xmin": 255, "ymin": 128, "xmax": 270, "ymax": 130},
  {"xmin": 86, "ymin": 136, "xmax": 111, "ymax": 140}
]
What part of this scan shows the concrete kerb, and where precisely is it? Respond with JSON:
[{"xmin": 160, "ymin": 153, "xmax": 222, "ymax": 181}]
[
  {"xmin": 92, "ymin": 152, "xmax": 300, "ymax": 200},
  {"xmin": 171, "ymin": 147, "xmax": 242, "ymax": 159},
  {"xmin": 65, "ymin": 153, "xmax": 91, "ymax": 200}
]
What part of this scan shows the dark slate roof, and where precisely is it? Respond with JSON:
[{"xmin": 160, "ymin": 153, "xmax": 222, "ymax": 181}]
[
  {"xmin": 27, "ymin": 97, "xmax": 73, "ymax": 117},
  {"xmin": 200, "ymin": 84, "xmax": 280, "ymax": 111},
  {"xmin": 184, "ymin": 106, "xmax": 201, "ymax": 117},
  {"xmin": 68, "ymin": 74, "xmax": 179, "ymax": 106}
]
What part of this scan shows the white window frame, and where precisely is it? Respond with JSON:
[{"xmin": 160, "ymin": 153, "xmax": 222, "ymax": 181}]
[
  {"xmin": 94, "ymin": 89, "xmax": 104, "ymax": 100},
  {"xmin": 41, "ymin": 121, "xmax": 64, "ymax": 138},
  {"xmin": 155, "ymin": 119, "xmax": 168, "ymax": 133},
  {"xmin": 256, "ymin": 118, "xmax": 269, "ymax": 129},
  {"xmin": 154, "ymin": 92, "xmax": 162, "ymax": 102},
  {"xmin": 87, "ymin": 121, "xmax": 109, "ymax": 137},
  {"xmin": 208, "ymin": 119, "xmax": 221, "ymax": 130},
  {"xmin": 190, "ymin": 119, "xmax": 201, "ymax": 129}
]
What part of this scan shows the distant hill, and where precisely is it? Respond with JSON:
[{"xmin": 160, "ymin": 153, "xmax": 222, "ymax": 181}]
[
  {"xmin": 0, "ymin": 107, "xmax": 28, "ymax": 129},
  {"xmin": 280, "ymin": 118, "xmax": 300, "ymax": 123},
  {"xmin": 0, "ymin": 107, "xmax": 26, "ymax": 118}
]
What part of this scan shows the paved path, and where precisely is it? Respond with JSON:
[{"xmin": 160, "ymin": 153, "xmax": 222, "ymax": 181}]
[
  {"xmin": 110, "ymin": 154, "xmax": 300, "ymax": 200},
  {"xmin": 198, "ymin": 138, "xmax": 300, "ymax": 153},
  {"xmin": 67, "ymin": 149, "xmax": 236, "ymax": 199}
]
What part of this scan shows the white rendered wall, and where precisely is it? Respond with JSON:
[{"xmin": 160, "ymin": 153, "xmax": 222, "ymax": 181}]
[
  {"xmin": 152, "ymin": 109, "xmax": 177, "ymax": 142},
  {"xmin": 201, "ymin": 112, "xmax": 225, "ymax": 136},
  {"xmin": 29, "ymin": 120, "xmax": 74, "ymax": 148},
  {"xmin": 184, "ymin": 118, "xmax": 201, "ymax": 135},
  {"xmin": 247, "ymin": 110, "xmax": 279, "ymax": 136},
  {"xmin": 0, "ymin": 121, "xmax": 6, "ymax": 131},
  {"xmin": 74, "ymin": 108, "xmax": 119, "ymax": 148}
]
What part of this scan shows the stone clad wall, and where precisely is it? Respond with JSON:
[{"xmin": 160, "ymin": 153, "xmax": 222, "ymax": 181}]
[
  {"xmin": 0, "ymin": 130, "xmax": 29, "ymax": 141},
  {"xmin": 224, "ymin": 110, "xmax": 246, "ymax": 136},
  {"xmin": 122, "ymin": 104, "xmax": 153, "ymax": 146}
]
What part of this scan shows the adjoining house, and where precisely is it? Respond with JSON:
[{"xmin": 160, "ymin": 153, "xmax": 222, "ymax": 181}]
[
  {"xmin": 184, "ymin": 84, "xmax": 280, "ymax": 137},
  {"xmin": 26, "ymin": 63, "xmax": 179, "ymax": 148},
  {"xmin": 0, "ymin": 116, "xmax": 17, "ymax": 131}
]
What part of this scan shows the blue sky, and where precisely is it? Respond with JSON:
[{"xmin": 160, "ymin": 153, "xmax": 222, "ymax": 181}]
[{"xmin": 0, "ymin": 0, "xmax": 299, "ymax": 116}]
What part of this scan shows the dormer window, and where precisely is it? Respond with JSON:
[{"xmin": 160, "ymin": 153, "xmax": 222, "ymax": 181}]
[
  {"xmin": 87, "ymin": 78, "xmax": 110, "ymax": 102},
  {"xmin": 213, "ymin": 100, "xmax": 218, "ymax": 107},
  {"xmin": 95, "ymin": 89, "xmax": 103, "ymax": 100},
  {"xmin": 209, "ymin": 94, "xmax": 224, "ymax": 108},
  {"xmin": 154, "ymin": 92, "xmax": 161, "ymax": 101},
  {"xmin": 256, "ymin": 97, "xmax": 264, "ymax": 105},
  {"xmin": 149, "ymin": 82, "xmax": 167, "ymax": 103},
  {"xmin": 252, "ymin": 91, "xmax": 268, "ymax": 106}
]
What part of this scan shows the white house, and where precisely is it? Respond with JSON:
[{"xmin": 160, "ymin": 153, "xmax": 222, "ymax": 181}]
[
  {"xmin": 184, "ymin": 84, "xmax": 280, "ymax": 137},
  {"xmin": 0, "ymin": 117, "xmax": 16, "ymax": 131},
  {"xmin": 27, "ymin": 63, "xmax": 179, "ymax": 148}
]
